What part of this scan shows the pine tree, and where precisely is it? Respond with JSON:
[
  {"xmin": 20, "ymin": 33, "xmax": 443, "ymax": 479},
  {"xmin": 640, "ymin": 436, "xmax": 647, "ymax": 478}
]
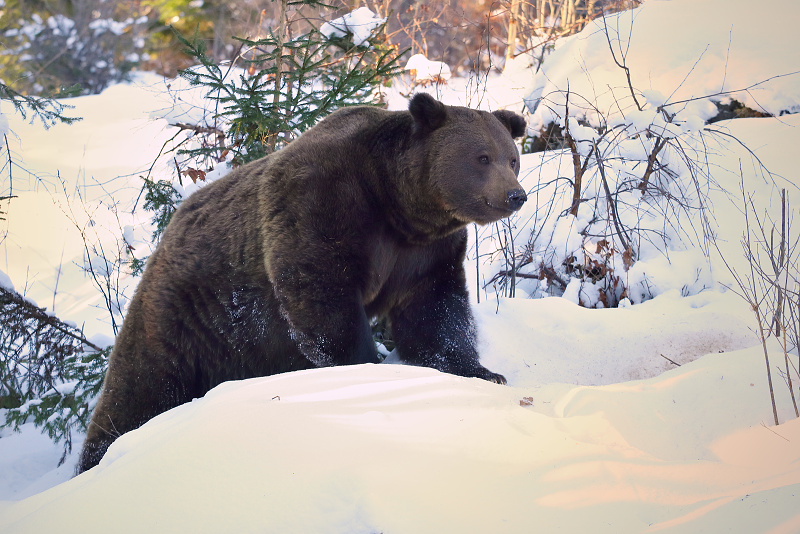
[
  {"xmin": 0, "ymin": 286, "xmax": 110, "ymax": 465},
  {"xmin": 138, "ymin": 2, "xmax": 405, "ymax": 250},
  {"xmin": 173, "ymin": 1, "xmax": 405, "ymax": 167}
]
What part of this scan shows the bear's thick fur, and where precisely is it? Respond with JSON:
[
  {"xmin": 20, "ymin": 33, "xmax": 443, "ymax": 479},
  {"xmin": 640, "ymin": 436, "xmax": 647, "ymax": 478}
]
[{"xmin": 76, "ymin": 93, "xmax": 527, "ymax": 473}]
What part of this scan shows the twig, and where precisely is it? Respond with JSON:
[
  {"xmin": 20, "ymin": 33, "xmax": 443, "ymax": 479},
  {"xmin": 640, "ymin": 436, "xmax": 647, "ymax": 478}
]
[
  {"xmin": 637, "ymin": 136, "xmax": 667, "ymax": 193},
  {"xmin": 777, "ymin": 189, "xmax": 799, "ymax": 417},
  {"xmin": 475, "ymin": 224, "xmax": 480, "ymax": 304},
  {"xmin": 593, "ymin": 139, "xmax": 631, "ymax": 252},
  {"xmin": 660, "ymin": 354, "xmax": 681, "ymax": 367},
  {"xmin": 601, "ymin": 13, "xmax": 642, "ymax": 111},
  {"xmin": 3, "ymin": 134, "xmax": 12, "ymax": 193},
  {"xmin": 564, "ymin": 85, "xmax": 586, "ymax": 216},
  {"xmin": 662, "ymin": 70, "xmax": 800, "ymax": 111},
  {"xmin": 759, "ymin": 422, "xmax": 790, "ymax": 442},
  {"xmin": 169, "ymin": 122, "xmax": 226, "ymax": 138},
  {"xmin": 738, "ymin": 173, "xmax": 780, "ymax": 426},
  {"xmin": 494, "ymin": 271, "xmax": 541, "ymax": 281}
]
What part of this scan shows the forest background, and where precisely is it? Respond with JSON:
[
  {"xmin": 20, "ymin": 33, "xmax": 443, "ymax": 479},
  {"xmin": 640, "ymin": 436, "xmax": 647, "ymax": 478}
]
[{"xmin": 0, "ymin": 0, "xmax": 637, "ymax": 97}]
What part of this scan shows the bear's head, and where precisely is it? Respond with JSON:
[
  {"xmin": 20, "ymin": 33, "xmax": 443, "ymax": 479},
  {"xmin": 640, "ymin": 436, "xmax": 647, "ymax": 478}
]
[{"xmin": 409, "ymin": 93, "xmax": 527, "ymax": 226}]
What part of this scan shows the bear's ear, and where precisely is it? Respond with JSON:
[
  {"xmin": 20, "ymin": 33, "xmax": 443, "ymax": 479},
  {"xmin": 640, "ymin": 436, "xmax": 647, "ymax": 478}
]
[
  {"xmin": 409, "ymin": 93, "xmax": 447, "ymax": 132},
  {"xmin": 492, "ymin": 110, "xmax": 527, "ymax": 139}
]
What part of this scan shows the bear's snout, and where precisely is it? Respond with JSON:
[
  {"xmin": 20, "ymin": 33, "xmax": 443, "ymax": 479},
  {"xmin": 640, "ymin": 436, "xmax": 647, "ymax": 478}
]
[{"xmin": 506, "ymin": 188, "xmax": 527, "ymax": 211}]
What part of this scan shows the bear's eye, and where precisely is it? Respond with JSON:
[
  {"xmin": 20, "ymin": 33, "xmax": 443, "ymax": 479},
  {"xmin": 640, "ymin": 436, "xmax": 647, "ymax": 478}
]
[
  {"xmin": 510, "ymin": 158, "xmax": 517, "ymax": 168},
  {"xmin": 478, "ymin": 155, "xmax": 490, "ymax": 164}
]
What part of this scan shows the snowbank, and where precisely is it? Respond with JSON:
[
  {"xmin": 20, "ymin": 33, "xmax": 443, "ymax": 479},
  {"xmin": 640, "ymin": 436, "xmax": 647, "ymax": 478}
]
[
  {"xmin": 476, "ymin": 290, "xmax": 756, "ymax": 387},
  {"xmin": 1, "ymin": 341, "xmax": 798, "ymax": 533},
  {"xmin": 522, "ymin": 0, "xmax": 800, "ymax": 130}
]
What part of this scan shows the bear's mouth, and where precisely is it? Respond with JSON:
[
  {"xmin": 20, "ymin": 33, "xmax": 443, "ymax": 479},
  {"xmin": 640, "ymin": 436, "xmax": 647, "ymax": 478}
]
[
  {"xmin": 446, "ymin": 198, "xmax": 516, "ymax": 226},
  {"xmin": 484, "ymin": 200, "xmax": 516, "ymax": 216},
  {"xmin": 456, "ymin": 199, "xmax": 515, "ymax": 226}
]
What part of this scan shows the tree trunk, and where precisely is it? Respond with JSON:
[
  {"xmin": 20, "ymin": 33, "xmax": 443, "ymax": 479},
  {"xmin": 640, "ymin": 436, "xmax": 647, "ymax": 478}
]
[
  {"xmin": 268, "ymin": 0, "xmax": 289, "ymax": 153},
  {"xmin": 505, "ymin": 0, "xmax": 521, "ymax": 67}
]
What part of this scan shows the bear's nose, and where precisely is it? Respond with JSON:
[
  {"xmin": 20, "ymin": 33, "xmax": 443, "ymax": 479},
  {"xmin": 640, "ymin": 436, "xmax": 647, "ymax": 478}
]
[{"xmin": 506, "ymin": 188, "xmax": 527, "ymax": 211}]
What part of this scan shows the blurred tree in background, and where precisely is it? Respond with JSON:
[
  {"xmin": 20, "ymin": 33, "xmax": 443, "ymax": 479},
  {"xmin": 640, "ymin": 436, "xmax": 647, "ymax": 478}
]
[
  {"xmin": 0, "ymin": 0, "xmax": 641, "ymax": 98},
  {"xmin": 0, "ymin": 0, "xmax": 150, "ymax": 95},
  {"xmin": 142, "ymin": 0, "xmax": 269, "ymax": 75}
]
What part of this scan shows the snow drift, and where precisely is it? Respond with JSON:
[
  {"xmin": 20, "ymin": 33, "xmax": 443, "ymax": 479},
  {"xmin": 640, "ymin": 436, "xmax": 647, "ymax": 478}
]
[{"xmin": 1, "ymin": 335, "xmax": 799, "ymax": 533}]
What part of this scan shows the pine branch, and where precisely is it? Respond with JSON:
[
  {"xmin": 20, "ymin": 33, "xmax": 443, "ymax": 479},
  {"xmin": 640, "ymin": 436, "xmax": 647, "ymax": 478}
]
[
  {"xmin": 1, "ymin": 286, "xmax": 101, "ymax": 352},
  {"xmin": 0, "ymin": 82, "xmax": 81, "ymax": 128}
]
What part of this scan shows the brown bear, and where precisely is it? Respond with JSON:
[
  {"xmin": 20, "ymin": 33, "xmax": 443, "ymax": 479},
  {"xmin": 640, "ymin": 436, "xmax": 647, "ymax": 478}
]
[{"xmin": 76, "ymin": 93, "xmax": 527, "ymax": 473}]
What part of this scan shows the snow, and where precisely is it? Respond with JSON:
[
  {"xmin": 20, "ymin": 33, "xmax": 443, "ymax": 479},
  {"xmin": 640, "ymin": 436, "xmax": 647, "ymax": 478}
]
[
  {"xmin": 1, "ymin": 346, "xmax": 798, "ymax": 533},
  {"xmin": 404, "ymin": 53, "xmax": 452, "ymax": 84},
  {"xmin": 520, "ymin": 0, "xmax": 800, "ymax": 131},
  {"xmin": 2, "ymin": 0, "xmax": 800, "ymax": 531},
  {"xmin": 0, "ymin": 71, "xmax": 182, "ymax": 337},
  {"xmin": 320, "ymin": 7, "xmax": 385, "ymax": 47},
  {"xmin": 0, "ymin": 268, "xmax": 13, "ymax": 290},
  {"xmin": 0, "ymin": 111, "xmax": 9, "ymax": 137},
  {"xmin": 0, "ymin": 423, "xmax": 74, "ymax": 503}
]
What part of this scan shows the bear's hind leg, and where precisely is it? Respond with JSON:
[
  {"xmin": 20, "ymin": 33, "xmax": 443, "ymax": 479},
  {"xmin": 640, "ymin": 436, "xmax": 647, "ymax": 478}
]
[{"xmin": 76, "ymin": 346, "xmax": 193, "ymax": 474}]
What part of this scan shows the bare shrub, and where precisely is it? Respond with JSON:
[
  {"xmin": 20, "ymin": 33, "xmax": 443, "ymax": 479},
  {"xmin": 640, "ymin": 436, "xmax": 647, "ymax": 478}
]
[
  {"xmin": 476, "ymin": 10, "xmax": 786, "ymax": 309},
  {"xmin": 717, "ymin": 185, "xmax": 800, "ymax": 425}
]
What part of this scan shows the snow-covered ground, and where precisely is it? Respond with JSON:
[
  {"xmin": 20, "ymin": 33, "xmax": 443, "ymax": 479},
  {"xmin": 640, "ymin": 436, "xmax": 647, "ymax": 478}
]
[
  {"xmin": 2, "ymin": 0, "xmax": 800, "ymax": 531},
  {"xmin": 2, "ymin": 343, "xmax": 799, "ymax": 534}
]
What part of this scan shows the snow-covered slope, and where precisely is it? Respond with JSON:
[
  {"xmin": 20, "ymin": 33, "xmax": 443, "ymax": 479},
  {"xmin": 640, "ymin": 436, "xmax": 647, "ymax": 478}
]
[
  {"xmin": 1, "ymin": 342, "xmax": 798, "ymax": 533},
  {"xmin": 517, "ymin": 0, "xmax": 800, "ymax": 129}
]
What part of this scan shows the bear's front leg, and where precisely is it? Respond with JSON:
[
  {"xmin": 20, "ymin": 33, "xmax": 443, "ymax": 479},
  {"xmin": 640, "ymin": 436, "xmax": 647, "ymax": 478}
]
[
  {"xmin": 389, "ymin": 264, "xmax": 506, "ymax": 385},
  {"xmin": 271, "ymin": 270, "xmax": 380, "ymax": 368}
]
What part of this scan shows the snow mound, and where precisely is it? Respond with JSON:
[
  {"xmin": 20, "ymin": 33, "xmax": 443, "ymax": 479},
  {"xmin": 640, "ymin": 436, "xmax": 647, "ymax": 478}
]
[
  {"xmin": 476, "ymin": 290, "xmax": 757, "ymax": 388},
  {"xmin": 1, "ymin": 353, "xmax": 798, "ymax": 534},
  {"xmin": 522, "ymin": 0, "xmax": 800, "ymax": 130}
]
